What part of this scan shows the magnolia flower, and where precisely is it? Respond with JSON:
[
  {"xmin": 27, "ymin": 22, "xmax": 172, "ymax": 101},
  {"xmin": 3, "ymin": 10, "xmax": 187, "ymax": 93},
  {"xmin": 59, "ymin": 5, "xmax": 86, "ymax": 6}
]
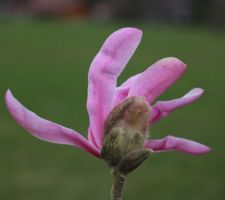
[{"xmin": 5, "ymin": 27, "xmax": 210, "ymax": 161}]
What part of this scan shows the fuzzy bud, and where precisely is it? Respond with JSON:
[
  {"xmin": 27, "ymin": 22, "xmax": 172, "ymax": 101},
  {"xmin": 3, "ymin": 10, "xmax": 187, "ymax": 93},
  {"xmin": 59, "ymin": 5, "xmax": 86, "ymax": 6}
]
[{"xmin": 101, "ymin": 96, "xmax": 151, "ymax": 175}]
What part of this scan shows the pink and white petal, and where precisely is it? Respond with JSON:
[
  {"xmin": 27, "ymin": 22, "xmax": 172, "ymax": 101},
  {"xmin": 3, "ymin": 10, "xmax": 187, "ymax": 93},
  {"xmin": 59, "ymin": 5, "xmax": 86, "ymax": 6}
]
[
  {"xmin": 114, "ymin": 74, "xmax": 140, "ymax": 106},
  {"xmin": 5, "ymin": 90, "xmax": 101, "ymax": 158},
  {"xmin": 87, "ymin": 28, "xmax": 142, "ymax": 148},
  {"xmin": 88, "ymin": 127, "xmax": 99, "ymax": 149},
  {"xmin": 144, "ymin": 135, "xmax": 211, "ymax": 155},
  {"xmin": 150, "ymin": 88, "xmax": 204, "ymax": 123},
  {"xmin": 128, "ymin": 57, "xmax": 186, "ymax": 103}
]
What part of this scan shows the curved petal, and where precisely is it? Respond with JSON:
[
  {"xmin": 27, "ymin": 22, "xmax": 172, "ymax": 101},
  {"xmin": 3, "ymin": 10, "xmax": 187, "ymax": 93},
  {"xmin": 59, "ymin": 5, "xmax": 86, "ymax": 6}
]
[
  {"xmin": 5, "ymin": 90, "xmax": 101, "ymax": 158},
  {"xmin": 150, "ymin": 88, "xmax": 204, "ymax": 123},
  {"xmin": 128, "ymin": 57, "xmax": 186, "ymax": 103},
  {"xmin": 87, "ymin": 28, "xmax": 142, "ymax": 148},
  {"xmin": 114, "ymin": 74, "xmax": 140, "ymax": 106},
  {"xmin": 144, "ymin": 135, "xmax": 211, "ymax": 155},
  {"xmin": 87, "ymin": 127, "xmax": 98, "ymax": 149}
]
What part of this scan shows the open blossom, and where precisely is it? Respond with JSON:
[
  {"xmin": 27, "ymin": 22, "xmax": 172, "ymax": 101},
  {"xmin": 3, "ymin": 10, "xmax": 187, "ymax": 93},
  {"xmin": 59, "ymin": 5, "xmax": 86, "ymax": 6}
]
[{"xmin": 5, "ymin": 27, "xmax": 210, "ymax": 161}]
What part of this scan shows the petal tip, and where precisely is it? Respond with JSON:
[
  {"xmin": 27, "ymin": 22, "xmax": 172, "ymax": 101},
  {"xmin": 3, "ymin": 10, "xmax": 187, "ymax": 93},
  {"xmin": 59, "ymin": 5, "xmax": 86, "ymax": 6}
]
[
  {"xmin": 131, "ymin": 27, "xmax": 143, "ymax": 38},
  {"xmin": 165, "ymin": 57, "xmax": 187, "ymax": 70},
  {"xmin": 5, "ymin": 89, "xmax": 12, "ymax": 98},
  {"xmin": 112, "ymin": 27, "xmax": 143, "ymax": 43},
  {"xmin": 195, "ymin": 146, "xmax": 212, "ymax": 155},
  {"xmin": 192, "ymin": 88, "xmax": 205, "ymax": 95},
  {"xmin": 5, "ymin": 89, "xmax": 13, "ymax": 107},
  {"xmin": 119, "ymin": 27, "xmax": 142, "ymax": 36}
]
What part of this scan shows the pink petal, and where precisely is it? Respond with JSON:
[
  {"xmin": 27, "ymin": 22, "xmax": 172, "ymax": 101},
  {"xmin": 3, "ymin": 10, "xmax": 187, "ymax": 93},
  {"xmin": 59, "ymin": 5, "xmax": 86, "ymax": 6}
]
[
  {"xmin": 150, "ymin": 88, "xmax": 204, "ymax": 123},
  {"xmin": 128, "ymin": 57, "xmax": 186, "ymax": 103},
  {"xmin": 87, "ymin": 28, "xmax": 142, "ymax": 148},
  {"xmin": 114, "ymin": 74, "xmax": 140, "ymax": 106},
  {"xmin": 87, "ymin": 127, "xmax": 98, "ymax": 149},
  {"xmin": 144, "ymin": 135, "xmax": 211, "ymax": 155},
  {"xmin": 5, "ymin": 90, "xmax": 101, "ymax": 158}
]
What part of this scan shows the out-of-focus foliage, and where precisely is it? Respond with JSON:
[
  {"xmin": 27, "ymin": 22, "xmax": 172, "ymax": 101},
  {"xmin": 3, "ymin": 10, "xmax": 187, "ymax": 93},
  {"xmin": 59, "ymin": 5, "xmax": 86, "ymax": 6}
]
[{"xmin": 0, "ymin": 0, "xmax": 224, "ymax": 27}]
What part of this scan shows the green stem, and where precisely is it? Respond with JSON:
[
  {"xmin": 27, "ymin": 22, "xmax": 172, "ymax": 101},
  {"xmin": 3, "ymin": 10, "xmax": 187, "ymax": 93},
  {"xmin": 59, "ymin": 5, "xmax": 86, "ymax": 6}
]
[{"xmin": 111, "ymin": 171, "xmax": 126, "ymax": 200}]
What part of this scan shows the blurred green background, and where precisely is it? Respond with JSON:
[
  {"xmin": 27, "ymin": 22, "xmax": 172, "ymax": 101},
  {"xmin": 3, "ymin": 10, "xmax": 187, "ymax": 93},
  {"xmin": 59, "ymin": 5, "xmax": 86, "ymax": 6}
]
[{"xmin": 0, "ymin": 21, "xmax": 224, "ymax": 200}]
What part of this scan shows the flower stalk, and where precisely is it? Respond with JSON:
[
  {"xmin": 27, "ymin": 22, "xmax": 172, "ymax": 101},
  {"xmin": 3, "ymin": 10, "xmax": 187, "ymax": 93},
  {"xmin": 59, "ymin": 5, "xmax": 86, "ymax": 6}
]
[{"xmin": 111, "ymin": 171, "xmax": 126, "ymax": 200}]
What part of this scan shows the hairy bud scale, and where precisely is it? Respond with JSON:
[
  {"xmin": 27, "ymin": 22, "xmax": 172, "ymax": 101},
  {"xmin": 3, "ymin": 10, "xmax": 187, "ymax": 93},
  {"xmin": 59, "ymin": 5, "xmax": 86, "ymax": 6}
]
[{"xmin": 101, "ymin": 96, "xmax": 151, "ymax": 175}]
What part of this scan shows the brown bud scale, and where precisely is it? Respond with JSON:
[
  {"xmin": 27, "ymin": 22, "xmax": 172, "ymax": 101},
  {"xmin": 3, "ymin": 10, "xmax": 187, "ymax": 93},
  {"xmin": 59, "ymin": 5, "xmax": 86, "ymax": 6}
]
[{"xmin": 101, "ymin": 96, "xmax": 151, "ymax": 175}]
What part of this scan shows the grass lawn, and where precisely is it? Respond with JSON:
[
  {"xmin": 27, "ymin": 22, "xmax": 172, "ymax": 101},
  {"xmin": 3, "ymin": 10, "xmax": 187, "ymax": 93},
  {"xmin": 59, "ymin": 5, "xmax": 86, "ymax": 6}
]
[{"xmin": 0, "ymin": 20, "xmax": 224, "ymax": 200}]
